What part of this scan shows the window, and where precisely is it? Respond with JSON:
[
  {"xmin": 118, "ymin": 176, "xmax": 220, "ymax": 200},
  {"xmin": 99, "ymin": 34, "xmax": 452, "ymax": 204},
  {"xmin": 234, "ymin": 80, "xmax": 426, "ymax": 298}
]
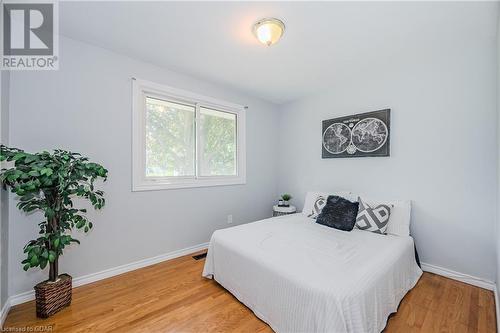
[{"xmin": 132, "ymin": 79, "xmax": 246, "ymax": 191}]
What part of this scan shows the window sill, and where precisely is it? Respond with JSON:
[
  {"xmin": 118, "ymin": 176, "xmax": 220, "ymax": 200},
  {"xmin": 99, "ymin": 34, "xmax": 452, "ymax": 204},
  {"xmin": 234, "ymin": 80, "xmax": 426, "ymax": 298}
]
[{"xmin": 132, "ymin": 177, "xmax": 246, "ymax": 191}]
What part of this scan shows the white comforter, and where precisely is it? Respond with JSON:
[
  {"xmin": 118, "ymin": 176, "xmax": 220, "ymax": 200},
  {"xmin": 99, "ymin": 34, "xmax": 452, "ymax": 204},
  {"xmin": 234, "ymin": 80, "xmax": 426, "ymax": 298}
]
[{"xmin": 202, "ymin": 214, "xmax": 422, "ymax": 333}]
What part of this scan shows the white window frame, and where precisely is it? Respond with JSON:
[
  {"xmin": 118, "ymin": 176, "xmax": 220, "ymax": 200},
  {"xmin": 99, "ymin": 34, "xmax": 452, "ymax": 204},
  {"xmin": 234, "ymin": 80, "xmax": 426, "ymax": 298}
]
[{"xmin": 132, "ymin": 78, "xmax": 246, "ymax": 191}]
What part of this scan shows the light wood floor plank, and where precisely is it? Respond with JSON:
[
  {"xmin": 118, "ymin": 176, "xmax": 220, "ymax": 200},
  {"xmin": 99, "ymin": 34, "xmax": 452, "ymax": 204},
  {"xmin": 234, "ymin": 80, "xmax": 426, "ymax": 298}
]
[{"xmin": 3, "ymin": 251, "xmax": 496, "ymax": 333}]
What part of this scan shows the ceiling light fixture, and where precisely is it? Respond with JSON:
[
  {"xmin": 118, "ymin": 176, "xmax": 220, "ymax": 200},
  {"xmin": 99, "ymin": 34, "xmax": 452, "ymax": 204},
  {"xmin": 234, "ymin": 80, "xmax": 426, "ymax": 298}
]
[{"xmin": 252, "ymin": 18, "xmax": 285, "ymax": 46}]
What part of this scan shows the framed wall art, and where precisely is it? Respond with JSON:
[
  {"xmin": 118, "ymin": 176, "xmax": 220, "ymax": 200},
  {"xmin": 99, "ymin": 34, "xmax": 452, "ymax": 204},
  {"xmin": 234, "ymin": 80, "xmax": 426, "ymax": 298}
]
[{"xmin": 322, "ymin": 109, "xmax": 390, "ymax": 158}]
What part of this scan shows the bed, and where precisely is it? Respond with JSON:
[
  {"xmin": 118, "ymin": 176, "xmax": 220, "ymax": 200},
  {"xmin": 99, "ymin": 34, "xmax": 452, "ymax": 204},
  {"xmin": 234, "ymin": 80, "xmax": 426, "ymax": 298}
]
[{"xmin": 202, "ymin": 211, "xmax": 422, "ymax": 333}]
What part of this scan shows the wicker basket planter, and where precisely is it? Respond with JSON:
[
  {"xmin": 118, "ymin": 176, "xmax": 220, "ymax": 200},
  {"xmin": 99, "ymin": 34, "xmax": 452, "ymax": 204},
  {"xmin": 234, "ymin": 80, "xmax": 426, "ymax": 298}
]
[{"xmin": 34, "ymin": 274, "xmax": 72, "ymax": 318}]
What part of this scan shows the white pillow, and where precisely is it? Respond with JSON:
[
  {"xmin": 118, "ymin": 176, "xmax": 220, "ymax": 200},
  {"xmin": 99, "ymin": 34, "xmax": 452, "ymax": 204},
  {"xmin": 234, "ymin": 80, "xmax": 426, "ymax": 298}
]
[
  {"xmin": 354, "ymin": 196, "xmax": 411, "ymax": 236},
  {"xmin": 302, "ymin": 191, "xmax": 352, "ymax": 219}
]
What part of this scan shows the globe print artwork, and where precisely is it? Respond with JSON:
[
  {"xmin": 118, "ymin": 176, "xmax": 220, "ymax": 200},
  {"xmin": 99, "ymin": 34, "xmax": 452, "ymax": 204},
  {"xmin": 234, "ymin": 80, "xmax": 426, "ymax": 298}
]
[
  {"xmin": 323, "ymin": 123, "xmax": 351, "ymax": 154},
  {"xmin": 322, "ymin": 109, "xmax": 390, "ymax": 158},
  {"xmin": 351, "ymin": 118, "xmax": 388, "ymax": 153}
]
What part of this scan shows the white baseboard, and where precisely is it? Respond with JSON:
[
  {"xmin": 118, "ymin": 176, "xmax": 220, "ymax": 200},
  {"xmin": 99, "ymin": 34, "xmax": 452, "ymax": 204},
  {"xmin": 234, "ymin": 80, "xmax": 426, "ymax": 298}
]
[
  {"xmin": 421, "ymin": 262, "xmax": 495, "ymax": 291},
  {"xmin": 0, "ymin": 299, "xmax": 10, "ymax": 328},
  {"xmin": 7, "ymin": 242, "xmax": 209, "ymax": 309}
]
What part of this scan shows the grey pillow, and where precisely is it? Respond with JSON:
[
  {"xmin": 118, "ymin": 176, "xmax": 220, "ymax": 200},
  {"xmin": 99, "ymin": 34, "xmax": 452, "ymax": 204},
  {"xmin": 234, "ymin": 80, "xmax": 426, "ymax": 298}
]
[
  {"xmin": 355, "ymin": 197, "xmax": 392, "ymax": 234},
  {"xmin": 316, "ymin": 196, "xmax": 359, "ymax": 231}
]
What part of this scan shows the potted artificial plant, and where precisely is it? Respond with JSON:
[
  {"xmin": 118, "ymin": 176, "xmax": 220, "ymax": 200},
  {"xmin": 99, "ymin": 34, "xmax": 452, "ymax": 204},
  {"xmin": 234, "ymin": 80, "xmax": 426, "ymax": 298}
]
[
  {"xmin": 280, "ymin": 194, "xmax": 292, "ymax": 207},
  {"xmin": 0, "ymin": 145, "xmax": 107, "ymax": 318}
]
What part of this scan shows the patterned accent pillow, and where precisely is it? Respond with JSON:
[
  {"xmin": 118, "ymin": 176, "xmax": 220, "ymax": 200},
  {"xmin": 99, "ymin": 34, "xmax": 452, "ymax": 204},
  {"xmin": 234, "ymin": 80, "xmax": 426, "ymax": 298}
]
[
  {"xmin": 355, "ymin": 197, "xmax": 392, "ymax": 234},
  {"xmin": 303, "ymin": 191, "xmax": 352, "ymax": 219},
  {"xmin": 307, "ymin": 195, "xmax": 327, "ymax": 219}
]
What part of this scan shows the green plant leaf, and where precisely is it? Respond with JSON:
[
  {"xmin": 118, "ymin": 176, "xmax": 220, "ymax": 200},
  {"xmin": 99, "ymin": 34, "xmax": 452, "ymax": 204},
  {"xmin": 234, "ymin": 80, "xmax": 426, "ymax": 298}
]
[
  {"xmin": 28, "ymin": 170, "xmax": 40, "ymax": 177},
  {"xmin": 41, "ymin": 249, "xmax": 48, "ymax": 259},
  {"xmin": 40, "ymin": 168, "xmax": 53, "ymax": 176},
  {"xmin": 30, "ymin": 255, "xmax": 39, "ymax": 267},
  {"xmin": 48, "ymin": 251, "xmax": 56, "ymax": 263},
  {"xmin": 13, "ymin": 152, "xmax": 26, "ymax": 161}
]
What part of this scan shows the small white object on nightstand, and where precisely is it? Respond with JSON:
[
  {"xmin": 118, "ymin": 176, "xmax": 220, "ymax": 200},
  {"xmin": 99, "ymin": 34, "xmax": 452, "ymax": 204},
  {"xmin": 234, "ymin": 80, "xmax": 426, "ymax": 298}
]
[{"xmin": 273, "ymin": 205, "xmax": 296, "ymax": 217}]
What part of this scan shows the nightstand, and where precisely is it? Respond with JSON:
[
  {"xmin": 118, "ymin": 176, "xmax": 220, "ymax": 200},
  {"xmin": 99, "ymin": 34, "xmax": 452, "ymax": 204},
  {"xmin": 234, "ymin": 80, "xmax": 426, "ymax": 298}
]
[{"xmin": 273, "ymin": 205, "xmax": 297, "ymax": 217}]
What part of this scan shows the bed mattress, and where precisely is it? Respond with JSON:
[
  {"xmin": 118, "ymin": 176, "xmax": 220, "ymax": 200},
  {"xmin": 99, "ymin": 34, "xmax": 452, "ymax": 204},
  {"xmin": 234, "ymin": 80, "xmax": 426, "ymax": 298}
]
[{"xmin": 202, "ymin": 214, "xmax": 422, "ymax": 333}]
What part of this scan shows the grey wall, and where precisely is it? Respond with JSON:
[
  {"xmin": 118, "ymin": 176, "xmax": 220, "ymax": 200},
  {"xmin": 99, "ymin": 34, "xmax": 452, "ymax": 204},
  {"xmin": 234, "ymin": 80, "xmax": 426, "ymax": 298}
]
[
  {"xmin": 8, "ymin": 37, "xmax": 279, "ymax": 296},
  {"xmin": 1, "ymin": 70, "xmax": 10, "ymax": 307},
  {"xmin": 277, "ymin": 5, "xmax": 498, "ymax": 282}
]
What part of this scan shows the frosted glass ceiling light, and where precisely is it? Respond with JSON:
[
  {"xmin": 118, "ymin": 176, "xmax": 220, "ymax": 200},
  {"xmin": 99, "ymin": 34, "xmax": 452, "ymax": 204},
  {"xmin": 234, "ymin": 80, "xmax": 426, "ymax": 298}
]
[{"xmin": 253, "ymin": 18, "xmax": 285, "ymax": 46}]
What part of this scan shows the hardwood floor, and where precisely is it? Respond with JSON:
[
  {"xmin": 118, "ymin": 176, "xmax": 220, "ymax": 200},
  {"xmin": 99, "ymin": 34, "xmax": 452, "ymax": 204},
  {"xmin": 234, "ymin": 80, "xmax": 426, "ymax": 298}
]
[{"xmin": 4, "ymin": 251, "xmax": 496, "ymax": 333}]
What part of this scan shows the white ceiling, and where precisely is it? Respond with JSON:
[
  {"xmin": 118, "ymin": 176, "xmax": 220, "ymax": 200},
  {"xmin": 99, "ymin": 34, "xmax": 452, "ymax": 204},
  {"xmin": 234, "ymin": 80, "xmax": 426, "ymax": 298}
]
[{"xmin": 59, "ymin": 1, "xmax": 492, "ymax": 105}]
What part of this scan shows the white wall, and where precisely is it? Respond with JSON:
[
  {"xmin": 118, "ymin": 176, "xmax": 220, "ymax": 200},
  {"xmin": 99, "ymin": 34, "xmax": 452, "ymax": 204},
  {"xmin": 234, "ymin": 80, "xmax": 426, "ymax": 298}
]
[
  {"xmin": 7, "ymin": 37, "xmax": 279, "ymax": 296},
  {"xmin": 277, "ymin": 6, "xmax": 498, "ymax": 282},
  {"xmin": 0, "ymin": 71, "xmax": 10, "ymax": 307},
  {"xmin": 497, "ymin": 4, "xmax": 500, "ymax": 298}
]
